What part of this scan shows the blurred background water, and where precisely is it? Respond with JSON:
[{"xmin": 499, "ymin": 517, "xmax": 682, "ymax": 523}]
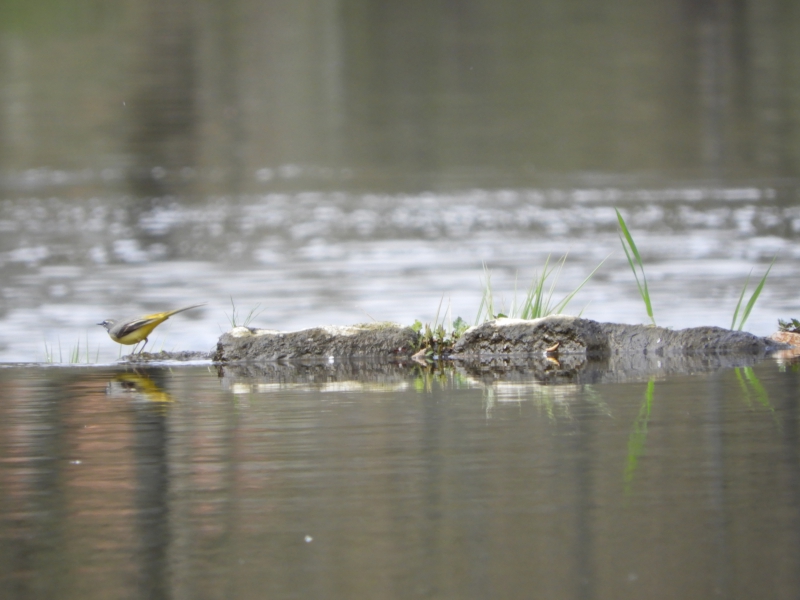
[{"xmin": 1, "ymin": 0, "xmax": 799, "ymax": 361}]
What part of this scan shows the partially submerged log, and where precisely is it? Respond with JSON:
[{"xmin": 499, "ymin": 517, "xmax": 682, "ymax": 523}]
[
  {"xmin": 451, "ymin": 316, "xmax": 608, "ymax": 357},
  {"xmin": 213, "ymin": 322, "xmax": 418, "ymax": 363},
  {"xmin": 444, "ymin": 316, "xmax": 788, "ymax": 382},
  {"xmin": 451, "ymin": 316, "xmax": 783, "ymax": 358},
  {"xmin": 211, "ymin": 315, "xmax": 786, "ymax": 364}
]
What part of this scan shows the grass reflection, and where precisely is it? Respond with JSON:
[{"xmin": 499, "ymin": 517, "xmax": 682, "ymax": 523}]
[
  {"xmin": 735, "ymin": 367, "xmax": 780, "ymax": 426},
  {"xmin": 624, "ymin": 378, "xmax": 655, "ymax": 494},
  {"xmin": 412, "ymin": 363, "xmax": 471, "ymax": 394}
]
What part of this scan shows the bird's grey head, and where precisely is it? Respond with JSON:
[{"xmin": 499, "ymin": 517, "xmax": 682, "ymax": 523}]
[{"xmin": 97, "ymin": 319, "xmax": 116, "ymax": 331}]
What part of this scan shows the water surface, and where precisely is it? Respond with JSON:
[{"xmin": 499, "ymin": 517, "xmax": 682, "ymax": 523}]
[
  {"xmin": 3, "ymin": 5, "xmax": 800, "ymax": 596},
  {"xmin": 1, "ymin": 188, "xmax": 798, "ymax": 362},
  {"xmin": 1, "ymin": 359, "xmax": 799, "ymax": 599}
]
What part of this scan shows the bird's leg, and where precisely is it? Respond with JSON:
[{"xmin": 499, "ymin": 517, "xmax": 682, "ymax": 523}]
[{"xmin": 138, "ymin": 337, "xmax": 149, "ymax": 355}]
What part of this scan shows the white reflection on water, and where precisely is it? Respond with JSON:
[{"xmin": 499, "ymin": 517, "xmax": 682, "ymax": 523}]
[{"xmin": 0, "ymin": 181, "xmax": 799, "ymax": 362}]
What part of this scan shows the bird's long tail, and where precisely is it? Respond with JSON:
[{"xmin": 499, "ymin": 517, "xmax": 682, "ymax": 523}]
[{"xmin": 164, "ymin": 303, "xmax": 207, "ymax": 319}]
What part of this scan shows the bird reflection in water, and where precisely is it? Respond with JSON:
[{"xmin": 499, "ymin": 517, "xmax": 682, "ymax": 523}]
[{"xmin": 105, "ymin": 371, "xmax": 173, "ymax": 405}]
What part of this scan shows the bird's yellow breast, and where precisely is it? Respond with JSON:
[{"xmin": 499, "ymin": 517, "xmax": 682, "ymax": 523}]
[{"xmin": 109, "ymin": 317, "xmax": 169, "ymax": 345}]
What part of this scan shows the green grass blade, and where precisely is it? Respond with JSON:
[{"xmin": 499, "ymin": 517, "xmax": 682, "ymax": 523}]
[
  {"xmin": 616, "ymin": 208, "xmax": 655, "ymax": 325},
  {"xmin": 544, "ymin": 254, "xmax": 565, "ymax": 315},
  {"xmin": 433, "ymin": 295, "xmax": 445, "ymax": 328},
  {"xmin": 531, "ymin": 255, "xmax": 551, "ymax": 318},
  {"xmin": 475, "ymin": 262, "xmax": 494, "ymax": 324},
  {"xmin": 730, "ymin": 271, "xmax": 751, "ymax": 330},
  {"xmin": 475, "ymin": 291, "xmax": 486, "ymax": 325},
  {"xmin": 551, "ymin": 254, "xmax": 610, "ymax": 315},
  {"xmin": 619, "ymin": 235, "xmax": 647, "ymax": 302},
  {"xmin": 734, "ymin": 256, "xmax": 776, "ymax": 331},
  {"xmin": 478, "ymin": 264, "xmax": 490, "ymax": 323},
  {"xmin": 616, "ymin": 209, "xmax": 645, "ymax": 267},
  {"xmin": 520, "ymin": 254, "xmax": 554, "ymax": 319},
  {"xmin": 226, "ymin": 296, "xmax": 238, "ymax": 327},
  {"xmin": 479, "ymin": 251, "xmax": 605, "ymax": 322},
  {"xmin": 243, "ymin": 303, "xmax": 264, "ymax": 327}
]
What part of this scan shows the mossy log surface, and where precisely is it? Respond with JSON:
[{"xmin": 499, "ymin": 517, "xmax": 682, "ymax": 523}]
[
  {"xmin": 451, "ymin": 316, "xmax": 783, "ymax": 358},
  {"xmin": 212, "ymin": 323, "xmax": 418, "ymax": 363},
  {"xmin": 118, "ymin": 316, "xmax": 791, "ymax": 382},
  {"xmin": 206, "ymin": 316, "xmax": 786, "ymax": 364}
]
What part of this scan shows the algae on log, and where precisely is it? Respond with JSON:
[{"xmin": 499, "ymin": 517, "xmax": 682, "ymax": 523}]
[
  {"xmin": 451, "ymin": 316, "xmax": 609, "ymax": 357},
  {"xmin": 211, "ymin": 315, "xmax": 786, "ymax": 364},
  {"xmin": 451, "ymin": 316, "xmax": 784, "ymax": 358},
  {"xmin": 598, "ymin": 322, "xmax": 780, "ymax": 355},
  {"xmin": 213, "ymin": 323, "xmax": 420, "ymax": 362}
]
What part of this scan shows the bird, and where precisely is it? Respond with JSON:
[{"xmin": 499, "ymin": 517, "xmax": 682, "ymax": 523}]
[{"xmin": 97, "ymin": 304, "xmax": 206, "ymax": 354}]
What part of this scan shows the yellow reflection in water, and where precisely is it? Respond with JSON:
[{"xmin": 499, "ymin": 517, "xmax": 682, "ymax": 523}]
[{"xmin": 105, "ymin": 371, "xmax": 173, "ymax": 404}]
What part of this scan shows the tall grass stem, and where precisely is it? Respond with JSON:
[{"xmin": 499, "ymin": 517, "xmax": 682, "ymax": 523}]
[
  {"xmin": 731, "ymin": 256, "xmax": 776, "ymax": 331},
  {"xmin": 615, "ymin": 209, "xmax": 655, "ymax": 326}
]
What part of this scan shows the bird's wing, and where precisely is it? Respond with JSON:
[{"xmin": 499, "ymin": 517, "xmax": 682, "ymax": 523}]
[{"xmin": 115, "ymin": 316, "xmax": 163, "ymax": 339}]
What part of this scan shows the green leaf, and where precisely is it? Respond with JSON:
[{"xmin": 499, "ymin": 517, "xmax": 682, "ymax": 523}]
[
  {"xmin": 733, "ymin": 256, "xmax": 776, "ymax": 331},
  {"xmin": 616, "ymin": 208, "xmax": 655, "ymax": 325}
]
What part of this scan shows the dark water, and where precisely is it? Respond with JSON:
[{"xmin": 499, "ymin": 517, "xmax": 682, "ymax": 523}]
[{"xmin": 1, "ymin": 359, "xmax": 799, "ymax": 599}]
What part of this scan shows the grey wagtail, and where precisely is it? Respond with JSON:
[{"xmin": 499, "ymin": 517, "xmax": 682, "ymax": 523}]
[{"xmin": 98, "ymin": 303, "xmax": 206, "ymax": 354}]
